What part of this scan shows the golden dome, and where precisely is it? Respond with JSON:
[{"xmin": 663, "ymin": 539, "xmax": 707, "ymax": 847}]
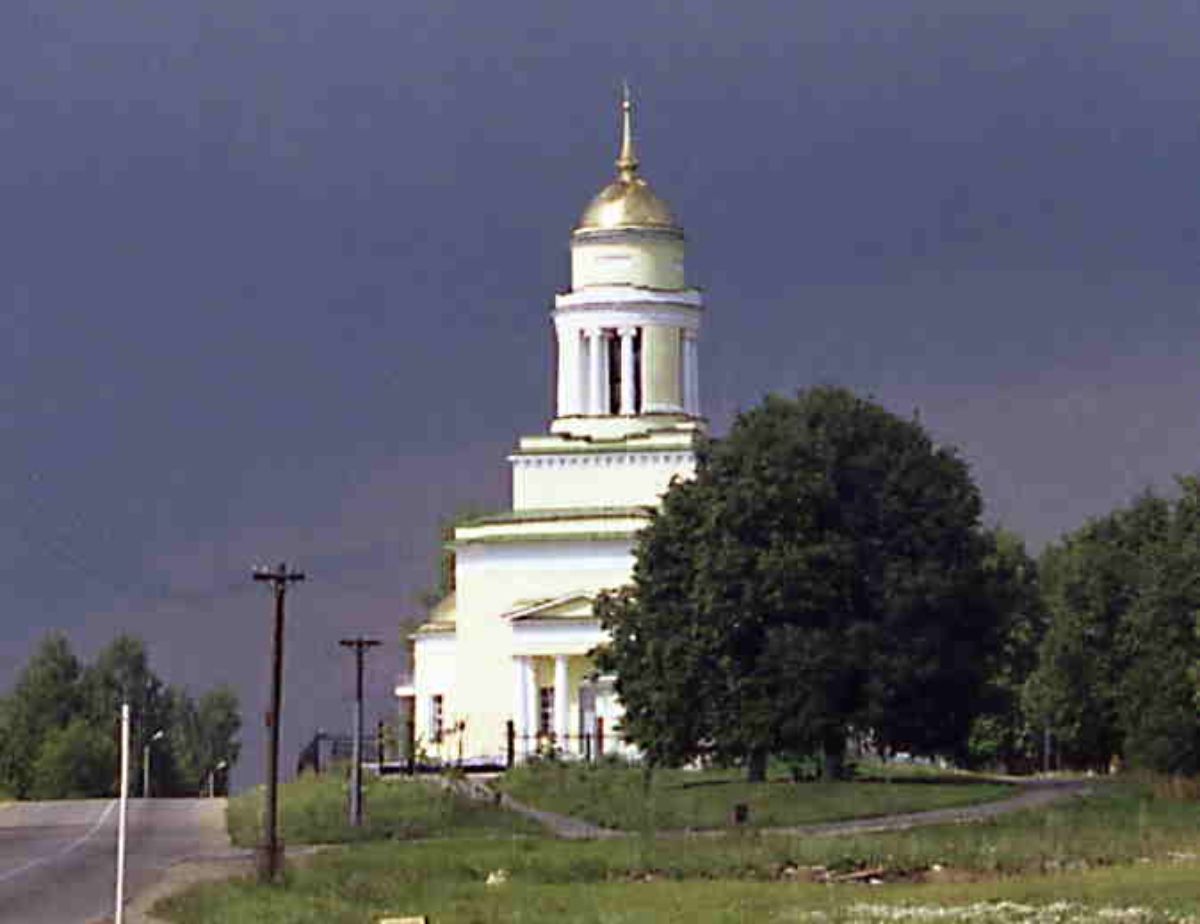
[
  {"xmin": 577, "ymin": 176, "xmax": 677, "ymax": 231},
  {"xmin": 575, "ymin": 86, "xmax": 680, "ymax": 233}
]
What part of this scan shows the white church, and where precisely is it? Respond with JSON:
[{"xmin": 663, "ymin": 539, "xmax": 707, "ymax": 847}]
[{"xmin": 396, "ymin": 91, "xmax": 706, "ymax": 764}]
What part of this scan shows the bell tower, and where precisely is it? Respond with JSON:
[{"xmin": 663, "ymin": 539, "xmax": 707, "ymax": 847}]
[{"xmin": 510, "ymin": 88, "xmax": 705, "ymax": 510}]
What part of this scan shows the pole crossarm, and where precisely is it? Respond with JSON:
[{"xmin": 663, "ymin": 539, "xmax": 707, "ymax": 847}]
[{"xmin": 253, "ymin": 562, "xmax": 306, "ymax": 590}]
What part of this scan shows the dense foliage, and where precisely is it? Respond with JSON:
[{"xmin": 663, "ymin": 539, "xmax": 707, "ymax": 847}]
[
  {"xmin": 1024, "ymin": 481, "xmax": 1200, "ymax": 774},
  {"xmin": 597, "ymin": 388, "xmax": 1008, "ymax": 778},
  {"xmin": 966, "ymin": 530, "xmax": 1046, "ymax": 771},
  {"xmin": 0, "ymin": 632, "xmax": 241, "ymax": 799}
]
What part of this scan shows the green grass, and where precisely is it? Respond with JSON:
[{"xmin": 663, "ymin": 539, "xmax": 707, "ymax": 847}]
[
  {"xmin": 156, "ymin": 838, "xmax": 1200, "ymax": 923},
  {"xmin": 160, "ymin": 779, "xmax": 1200, "ymax": 923},
  {"xmin": 497, "ymin": 763, "xmax": 1014, "ymax": 830},
  {"xmin": 158, "ymin": 865, "xmax": 1200, "ymax": 923},
  {"xmin": 226, "ymin": 772, "xmax": 542, "ymax": 846}
]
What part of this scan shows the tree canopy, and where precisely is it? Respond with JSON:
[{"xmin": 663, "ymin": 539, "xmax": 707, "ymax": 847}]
[
  {"xmin": 1024, "ymin": 481, "xmax": 1200, "ymax": 774},
  {"xmin": 596, "ymin": 387, "xmax": 1006, "ymax": 779},
  {"xmin": 966, "ymin": 529, "xmax": 1046, "ymax": 771},
  {"xmin": 0, "ymin": 633, "xmax": 242, "ymax": 799}
]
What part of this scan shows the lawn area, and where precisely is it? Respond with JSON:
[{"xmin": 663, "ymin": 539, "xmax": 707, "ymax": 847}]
[
  {"xmin": 226, "ymin": 772, "xmax": 542, "ymax": 846},
  {"xmin": 157, "ymin": 861, "xmax": 1200, "ymax": 923},
  {"xmin": 496, "ymin": 762, "xmax": 1014, "ymax": 830},
  {"xmin": 159, "ymin": 780, "xmax": 1200, "ymax": 923}
]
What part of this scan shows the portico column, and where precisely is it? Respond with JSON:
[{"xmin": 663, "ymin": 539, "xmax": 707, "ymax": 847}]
[
  {"xmin": 598, "ymin": 331, "xmax": 611, "ymax": 414},
  {"xmin": 684, "ymin": 330, "xmax": 699, "ymax": 416},
  {"xmin": 619, "ymin": 327, "xmax": 636, "ymax": 414},
  {"xmin": 512, "ymin": 656, "xmax": 527, "ymax": 740},
  {"xmin": 513, "ymin": 655, "xmax": 537, "ymax": 757},
  {"xmin": 557, "ymin": 325, "xmax": 582, "ymax": 416},
  {"xmin": 587, "ymin": 329, "xmax": 604, "ymax": 415},
  {"xmin": 523, "ymin": 658, "xmax": 538, "ymax": 745},
  {"xmin": 553, "ymin": 655, "xmax": 569, "ymax": 748}
]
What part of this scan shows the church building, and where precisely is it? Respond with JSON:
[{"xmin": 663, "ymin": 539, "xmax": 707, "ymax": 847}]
[{"xmin": 397, "ymin": 91, "xmax": 706, "ymax": 764}]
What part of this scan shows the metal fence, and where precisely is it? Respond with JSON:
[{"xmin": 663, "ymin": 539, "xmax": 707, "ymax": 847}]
[
  {"xmin": 503, "ymin": 719, "xmax": 619, "ymax": 768},
  {"xmin": 296, "ymin": 732, "xmax": 387, "ymax": 776}
]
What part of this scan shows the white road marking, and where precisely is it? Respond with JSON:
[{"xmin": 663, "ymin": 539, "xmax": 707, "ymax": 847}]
[{"xmin": 0, "ymin": 800, "xmax": 118, "ymax": 885}]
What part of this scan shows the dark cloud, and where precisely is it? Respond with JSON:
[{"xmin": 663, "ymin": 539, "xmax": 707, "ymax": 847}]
[{"xmin": 4, "ymin": 0, "xmax": 1200, "ymax": 788}]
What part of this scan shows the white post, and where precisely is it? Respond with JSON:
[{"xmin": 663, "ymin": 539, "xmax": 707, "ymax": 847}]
[
  {"xmin": 553, "ymin": 656, "xmax": 569, "ymax": 750},
  {"xmin": 587, "ymin": 329, "xmax": 604, "ymax": 415},
  {"xmin": 619, "ymin": 328, "xmax": 636, "ymax": 415},
  {"xmin": 115, "ymin": 702, "xmax": 130, "ymax": 924}
]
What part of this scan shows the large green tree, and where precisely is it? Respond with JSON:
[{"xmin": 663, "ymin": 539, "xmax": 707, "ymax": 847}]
[
  {"xmin": 596, "ymin": 388, "xmax": 1002, "ymax": 779},
  {"xmin": 79, "ymin": 634, "xmax": 174, "ymax": 795},
  {"xmin": 168, "ymin": 685, "xmax": 242, "ymax": 795},
  {"xmin": 1025, "ymin": 481, "xmax": 1200, "ymax": 774},
  {"xmin": 0, "ymin": 633, "xmax": 82, "ymax": 797}
]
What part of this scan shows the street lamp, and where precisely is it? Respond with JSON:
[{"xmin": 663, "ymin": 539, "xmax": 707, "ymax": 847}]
[
  {"xmin": 207, "ymin": 759, "xmax": 228, "ymax": 798},
  {"xmin": 143, "ymin": 729, "xmax": 164, "ymax": 799}
]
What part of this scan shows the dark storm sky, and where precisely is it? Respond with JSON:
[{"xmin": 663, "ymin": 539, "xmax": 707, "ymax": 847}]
[{"xmin": 4, "ymin": 1, "xmax": 1200, "ymax": 789}]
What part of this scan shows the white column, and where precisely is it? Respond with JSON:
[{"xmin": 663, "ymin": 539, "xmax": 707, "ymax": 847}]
[
  {"xmin": 556, "ymin": 326, "xmax": 570, "ymax": 416},
  {"xmin": 619, "ymin": 328, "xmax": 636, "ymax": 415},
  {"xmin": 558, "ymin": 326, "xmax": 582, "ymax": 416},
  {"xmin": 587, "ymin": 329, "xmax": 604, "ymax": 415},
  {"xmin": 553, "ymin": 655, "xmax": 569, "ymax": 747},
  {"xmin": 512, "ymin": 657, "xmax": 528, "ymax": 740},
  {"xmin": 684, "ymin": 331, "xmax": 700, "ymax": 416},
  {"xmin": 572, "ymin": 328, "xmax": 585, "ymax": 415},
  {"xmin": 598, "ymin": 331, "xmax": 611, "ymax": 414},
  {"xmin": 524, "ymin": 658, "xmax": 537, "ymax": 742},
  {"xmin": 578, "ymin": 330, "xmax": 589, "ymax": 415}
]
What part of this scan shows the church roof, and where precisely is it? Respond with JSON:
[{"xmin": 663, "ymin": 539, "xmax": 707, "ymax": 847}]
[
  {"xmin": 503, "ymin": 592, "xmax": 597, "ymax": 623},
  {"xmin": 575, "ymin": 86, "xmax": 680, "ymax": 234},
  {"xmin": 411, "ymin": 592, "xmax": 456, "ymax": 636},
  {"xmin": 458, "ymin": 505, "xmax": 651, "ymax": 527},
  {"xmin": 577, "ymin": 177, "xmax": 677, "ymax": 233}
]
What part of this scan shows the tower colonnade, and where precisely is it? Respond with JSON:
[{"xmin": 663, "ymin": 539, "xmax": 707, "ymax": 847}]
[{"xmin": 554, "ymin": 310, "xmax": 701, "ymax": 418}]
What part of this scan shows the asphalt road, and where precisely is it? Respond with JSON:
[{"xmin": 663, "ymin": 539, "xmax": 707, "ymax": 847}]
[{"xmin": 0, "ymin": 798, "xmax": 230, "ymax": 924}]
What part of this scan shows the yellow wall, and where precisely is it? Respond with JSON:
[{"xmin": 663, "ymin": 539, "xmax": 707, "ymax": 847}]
[
  {"xmin": 512, "ymin": 453, "xmax": 696, "ymax": 509},
  {"xmin": 449, "ymin": 540, "xmax": 633, "ymax": 758},
  {"xmin": 642, "ymin": 326, "xmax": 682, "ymax": 412},
  {"xmin": 571, "ymin": 237, "xmax": 684, "ymax": 289}
]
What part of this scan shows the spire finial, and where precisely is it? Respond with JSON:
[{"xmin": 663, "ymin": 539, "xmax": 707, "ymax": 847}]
[{"xmin": 616, "ymin": 81, "xmax": 639, "ymax": 181}]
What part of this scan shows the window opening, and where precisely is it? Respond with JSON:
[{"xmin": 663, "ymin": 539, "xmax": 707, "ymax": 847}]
[
  {"xmin": 538, "ymin": 686, "xmax": 555, "ymax": 737},
  {"xmin": 633, "ymin": 328, "xmax": 643, "ymax": 413},
  {"xmin": 431, "ymin": 694, "xmax": 444, "ymax": 743},
  {"xmin": 606, "ymin": 330, "xmax": 621, "ymax": 414}
]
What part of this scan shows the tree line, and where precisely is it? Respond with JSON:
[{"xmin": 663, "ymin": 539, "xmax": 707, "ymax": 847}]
[
  {"xmin": 597, "ymin": 387, "xmax": 1200, "ymax": 779},
  {"xmin": 0, "ymin": 633, "xmax": 240, "ymax": 799}
]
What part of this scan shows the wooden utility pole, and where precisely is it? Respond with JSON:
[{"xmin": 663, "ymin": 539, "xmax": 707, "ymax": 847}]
[
  {"xmin": 253, "ymin": 562, "xmax": 305, "ymax": 882},
  {"xmin": 339, "ymin": 636, "xmax": 381, "ymax": 827}
]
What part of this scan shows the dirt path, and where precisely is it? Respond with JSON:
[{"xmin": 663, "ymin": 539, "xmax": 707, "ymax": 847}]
[{"xmin": 480, "ymin": 777, "xmax": 1091, "ymax": 841}]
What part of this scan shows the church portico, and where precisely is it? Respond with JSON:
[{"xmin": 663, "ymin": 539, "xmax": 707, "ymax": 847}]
[
  {"xmin": 402, "ymin": 88, "xmax": 708, "ymax": 767},
  {"xmin": 510, "ymin": 653, "xmax": 621, "ymax": 760}
]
